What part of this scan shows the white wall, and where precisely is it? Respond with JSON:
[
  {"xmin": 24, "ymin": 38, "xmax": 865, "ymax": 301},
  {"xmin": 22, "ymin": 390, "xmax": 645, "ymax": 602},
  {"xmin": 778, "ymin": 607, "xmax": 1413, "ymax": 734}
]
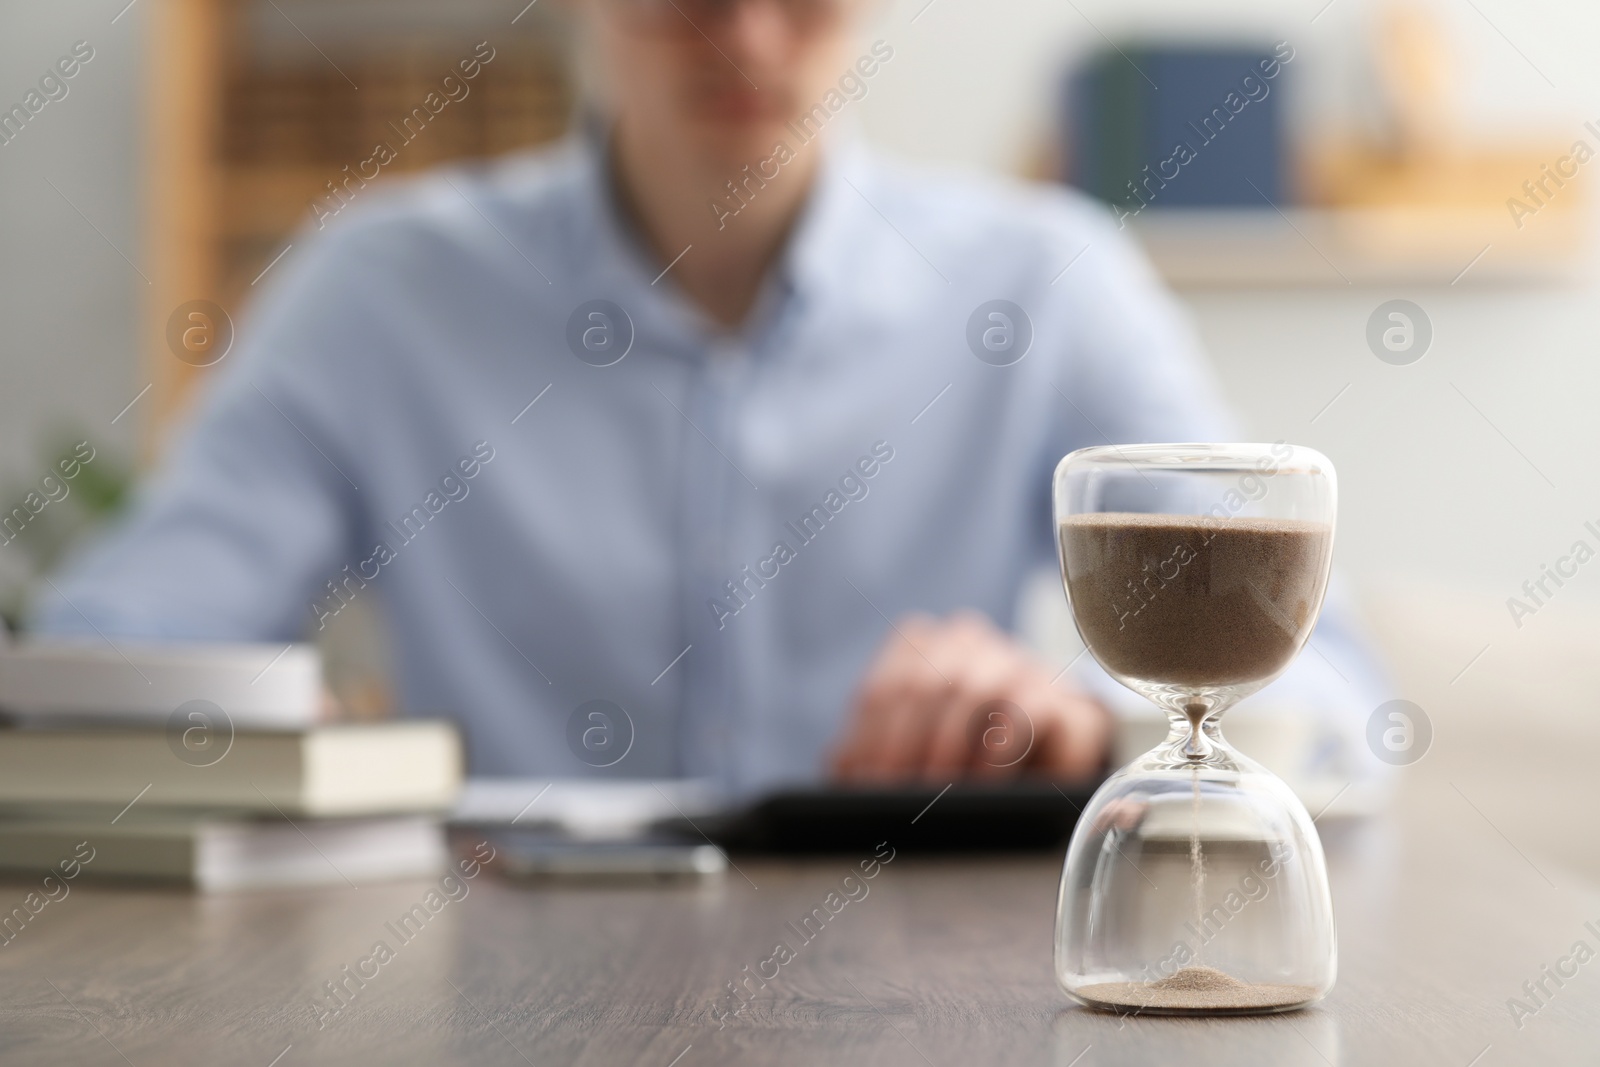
[{"xmin": 0, "ymin": 2, "xmax": 144, "ymax": 456}]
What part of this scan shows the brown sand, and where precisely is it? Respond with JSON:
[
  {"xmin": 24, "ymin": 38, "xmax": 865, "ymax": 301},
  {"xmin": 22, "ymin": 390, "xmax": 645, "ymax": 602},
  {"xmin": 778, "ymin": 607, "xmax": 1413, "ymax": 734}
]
[
  {"xmin": 1075, "ymin": 966, "xmax": 1318, "ymax": 1013},
  {"xmin": 1059, "ymin": 513, "xmax": 1332, "ymax": 687}
]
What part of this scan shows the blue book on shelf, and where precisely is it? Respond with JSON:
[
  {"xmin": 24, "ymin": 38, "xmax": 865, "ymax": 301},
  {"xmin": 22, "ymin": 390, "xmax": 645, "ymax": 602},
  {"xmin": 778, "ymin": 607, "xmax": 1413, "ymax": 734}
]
[{"xmin": 1063, "ymin": 46, "xmax": 1287, "ymax": 211}]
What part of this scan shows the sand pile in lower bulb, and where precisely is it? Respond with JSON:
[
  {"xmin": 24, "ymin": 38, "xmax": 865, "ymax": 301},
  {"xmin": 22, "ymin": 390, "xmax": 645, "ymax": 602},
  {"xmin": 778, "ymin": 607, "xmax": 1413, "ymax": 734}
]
[{"xmin": 1075, "ymin": 966, "xmax": 1318, "ymax": 1012}]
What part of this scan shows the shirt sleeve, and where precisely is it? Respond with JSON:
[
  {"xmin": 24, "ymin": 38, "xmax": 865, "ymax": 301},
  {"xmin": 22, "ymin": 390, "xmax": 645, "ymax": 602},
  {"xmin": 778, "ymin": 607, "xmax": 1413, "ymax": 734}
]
[{"xmin": 28, "ymin": 237, "xmax": 368, "ymax": 642}]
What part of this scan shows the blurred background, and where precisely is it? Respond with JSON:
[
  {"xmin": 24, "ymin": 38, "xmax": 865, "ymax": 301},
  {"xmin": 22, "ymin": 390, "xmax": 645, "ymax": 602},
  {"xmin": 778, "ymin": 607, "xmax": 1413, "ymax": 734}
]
[{"xmin": 2, "ymin": 0, "xmax": 1596, "ymax": 868}]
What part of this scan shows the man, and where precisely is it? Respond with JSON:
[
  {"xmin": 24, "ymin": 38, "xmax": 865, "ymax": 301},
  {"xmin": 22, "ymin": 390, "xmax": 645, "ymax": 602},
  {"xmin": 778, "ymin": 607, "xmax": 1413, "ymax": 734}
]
[{"xmin": 33, "ymin": 0, "xmax": 1383, "ymax": 792}]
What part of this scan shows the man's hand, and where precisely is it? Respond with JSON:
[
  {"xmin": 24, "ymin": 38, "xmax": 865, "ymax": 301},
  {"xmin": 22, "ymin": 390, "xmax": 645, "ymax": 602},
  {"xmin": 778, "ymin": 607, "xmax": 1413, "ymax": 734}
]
[{"xmin": 829, "ymin": 611, "xmax": 1112, "ymax": 783}]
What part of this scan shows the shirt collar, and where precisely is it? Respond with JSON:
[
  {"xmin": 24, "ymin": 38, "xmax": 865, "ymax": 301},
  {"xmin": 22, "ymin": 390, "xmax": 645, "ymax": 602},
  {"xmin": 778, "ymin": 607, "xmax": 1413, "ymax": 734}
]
[
  {"xmin": 561, "ymin": 115, "xmax": 870, "ymax": 346},
  {"xmin": 773, "ymin": 129, "xmax": 870, "ymax": 307}
]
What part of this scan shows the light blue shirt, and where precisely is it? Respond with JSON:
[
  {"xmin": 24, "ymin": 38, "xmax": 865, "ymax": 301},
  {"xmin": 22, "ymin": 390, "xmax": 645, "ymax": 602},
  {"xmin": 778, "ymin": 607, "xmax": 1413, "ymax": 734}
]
[{"xmin": 33, "ymin": 131, "xmax": 1387, "ymax": 792}]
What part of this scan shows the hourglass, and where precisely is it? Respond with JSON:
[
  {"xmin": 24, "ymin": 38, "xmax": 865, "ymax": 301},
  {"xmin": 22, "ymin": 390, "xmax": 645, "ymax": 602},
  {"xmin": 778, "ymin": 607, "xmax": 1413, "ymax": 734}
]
[{"xmin": 1052, "ymin": 443, "xmax": 1337, "ymax": 1014}]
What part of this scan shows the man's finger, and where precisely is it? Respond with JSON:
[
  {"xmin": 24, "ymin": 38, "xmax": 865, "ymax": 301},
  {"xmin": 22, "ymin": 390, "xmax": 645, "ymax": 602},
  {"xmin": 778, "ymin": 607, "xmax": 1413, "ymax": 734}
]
[
  {"xmin": 1027, "ymin": 687, "xmax": 1111, "ymax": 781},
  {"xmin": 919, "ymin": 699, "xmax": 977, "ymax": 779}
]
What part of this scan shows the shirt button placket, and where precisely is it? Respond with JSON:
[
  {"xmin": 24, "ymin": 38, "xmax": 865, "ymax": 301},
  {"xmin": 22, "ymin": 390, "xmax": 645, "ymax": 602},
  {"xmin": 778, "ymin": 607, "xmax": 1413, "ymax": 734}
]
[{"xmin": 677, "ymin": 338, "xmax": 747, "ymax": 784}]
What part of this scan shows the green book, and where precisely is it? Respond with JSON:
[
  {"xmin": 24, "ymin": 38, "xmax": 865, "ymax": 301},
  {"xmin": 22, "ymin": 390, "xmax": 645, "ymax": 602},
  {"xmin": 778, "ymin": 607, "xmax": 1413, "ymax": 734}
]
[{"xmin": 1100, "ymin": 47, "xmax": 1148, "ymax": 215}]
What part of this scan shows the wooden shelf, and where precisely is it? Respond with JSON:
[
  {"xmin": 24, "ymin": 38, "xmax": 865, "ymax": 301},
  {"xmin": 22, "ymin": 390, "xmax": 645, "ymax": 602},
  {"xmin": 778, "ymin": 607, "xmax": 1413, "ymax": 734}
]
[{"xmin": 1129, "ymin": 206, "xmax": 1587, "ymax": 289}]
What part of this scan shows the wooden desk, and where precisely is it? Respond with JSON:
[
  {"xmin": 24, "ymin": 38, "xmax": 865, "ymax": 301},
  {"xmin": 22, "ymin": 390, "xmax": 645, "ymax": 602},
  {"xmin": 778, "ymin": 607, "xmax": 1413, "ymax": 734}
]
[{"xmin": 3, "ymin": 808, "xmax": 1597, "ymax": 1066}]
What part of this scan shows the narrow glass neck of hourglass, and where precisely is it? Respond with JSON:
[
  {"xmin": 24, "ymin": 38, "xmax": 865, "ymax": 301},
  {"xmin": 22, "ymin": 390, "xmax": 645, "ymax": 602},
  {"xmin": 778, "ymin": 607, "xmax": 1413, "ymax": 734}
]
[{"xmin": 1163, "ymin": 703, "xmax": 1234, "ymax": 761}]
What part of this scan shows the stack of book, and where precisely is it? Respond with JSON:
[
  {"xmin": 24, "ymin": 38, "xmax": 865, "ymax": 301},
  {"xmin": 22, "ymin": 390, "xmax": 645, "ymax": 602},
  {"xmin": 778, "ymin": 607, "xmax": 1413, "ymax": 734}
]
[{"xmin": 0, "ymin": 642, "xmax": 461, "ymax": 891}]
